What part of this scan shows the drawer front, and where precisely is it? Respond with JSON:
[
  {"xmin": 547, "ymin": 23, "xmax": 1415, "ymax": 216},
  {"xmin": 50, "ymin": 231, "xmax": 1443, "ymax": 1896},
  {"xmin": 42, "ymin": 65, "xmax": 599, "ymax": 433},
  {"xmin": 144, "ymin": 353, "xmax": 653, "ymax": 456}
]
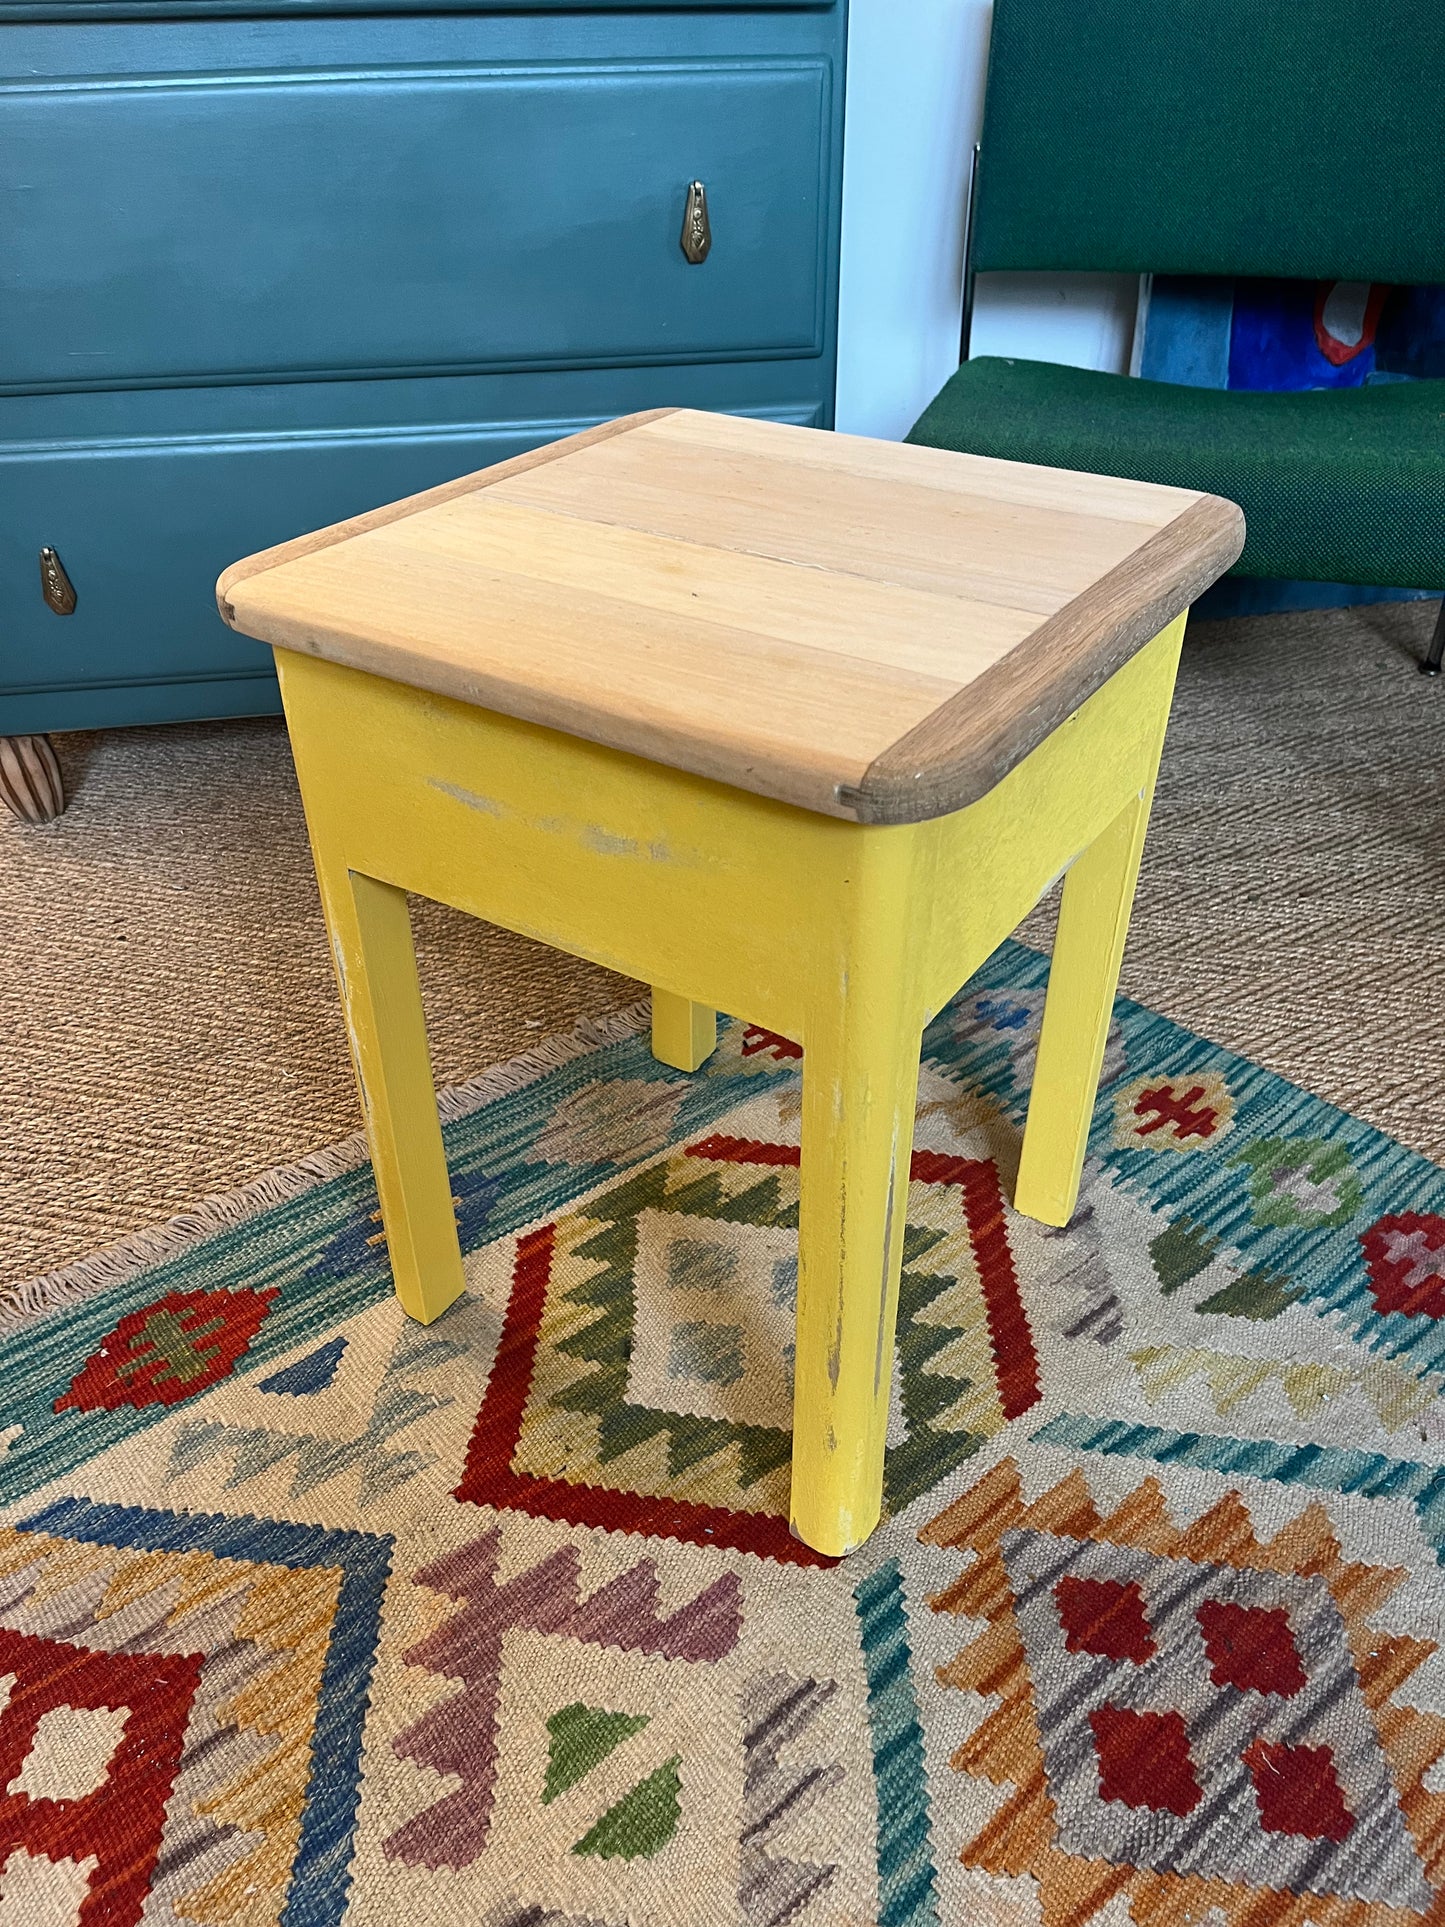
[
  {"xmin": 0, "ymin": 1, "xmax": 834, "ymax": 14},
  {"xmin": 0, "ymin": 423, "xmax": 594, "ymax": 695},
  {"xmin": 0, "ymin": 405, "xmax": 823, "ymax": 699},
  {"xmin": 1, "ymin": 60, "xmax": 830, "ymax": 392}
]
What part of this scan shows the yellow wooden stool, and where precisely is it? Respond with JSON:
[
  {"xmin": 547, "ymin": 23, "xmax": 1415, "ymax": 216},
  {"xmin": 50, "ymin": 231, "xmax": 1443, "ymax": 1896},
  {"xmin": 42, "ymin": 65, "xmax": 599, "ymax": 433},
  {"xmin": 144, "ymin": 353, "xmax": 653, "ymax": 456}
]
[{"xmin": 219, "ymin": 410, "xmax": 1242, "ymax": 1556}]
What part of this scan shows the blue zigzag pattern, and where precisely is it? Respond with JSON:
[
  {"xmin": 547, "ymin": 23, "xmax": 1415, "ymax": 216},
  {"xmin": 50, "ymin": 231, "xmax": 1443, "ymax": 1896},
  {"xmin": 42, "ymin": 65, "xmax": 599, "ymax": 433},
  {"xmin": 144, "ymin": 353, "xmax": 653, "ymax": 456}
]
[
  {"xmin": 19, "ymin": 1496, "xmax": 392, "ymax": 1927},
  {"xmin": 854, "ymin": 1560, "xmax": 940, "ymax": 1927},
  {"xmin": 1033, "ymin": 1412, "xmax": 1445, "ymax": 1564}
]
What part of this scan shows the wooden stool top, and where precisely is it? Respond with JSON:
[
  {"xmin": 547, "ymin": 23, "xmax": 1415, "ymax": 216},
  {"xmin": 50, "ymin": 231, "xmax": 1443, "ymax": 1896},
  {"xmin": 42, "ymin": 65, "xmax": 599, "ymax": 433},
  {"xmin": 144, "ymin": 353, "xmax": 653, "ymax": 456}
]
[{"xmin": 219, "ymin": 409, "xmax": 1243, "ymax": 825}]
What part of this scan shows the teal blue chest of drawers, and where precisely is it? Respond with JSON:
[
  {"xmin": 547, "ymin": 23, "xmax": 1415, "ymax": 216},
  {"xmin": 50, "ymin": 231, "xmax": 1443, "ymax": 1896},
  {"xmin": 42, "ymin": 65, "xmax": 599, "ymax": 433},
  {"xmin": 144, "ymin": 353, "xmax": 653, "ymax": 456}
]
[{"xmin": 0, "ymin": 0, "xmax": 847, "ymax": 813}]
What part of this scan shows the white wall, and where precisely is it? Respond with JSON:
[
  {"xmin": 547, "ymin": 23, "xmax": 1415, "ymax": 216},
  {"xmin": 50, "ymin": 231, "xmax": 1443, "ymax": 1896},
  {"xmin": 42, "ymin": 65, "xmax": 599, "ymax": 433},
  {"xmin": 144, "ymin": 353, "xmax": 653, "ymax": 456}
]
[{"xmin": 833, "ymin": 0, "xmax": 1138, "ymax": 441}]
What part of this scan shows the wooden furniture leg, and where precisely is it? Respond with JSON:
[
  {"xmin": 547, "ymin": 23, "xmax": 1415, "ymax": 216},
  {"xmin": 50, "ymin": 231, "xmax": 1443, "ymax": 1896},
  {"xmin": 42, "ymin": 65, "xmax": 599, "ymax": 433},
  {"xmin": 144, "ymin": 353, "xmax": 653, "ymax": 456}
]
[
  {"xmin": 790, "ymin": 852, "xmax": 923, "ymax": 1557},
  {"xmin": 1013, "ymin": 641, "xmax": 1179, "ymax": 1228},
  {"xmin": 0, "ymin": 735, "xmax": 66, "ymax": 824},
  {"xmin": 651, "ymin": 989, "xmax": 717, "ymax": 1071},
  {"xmin": 309, "ymin": 855, "xmax": 466, "ymax": 1325}
]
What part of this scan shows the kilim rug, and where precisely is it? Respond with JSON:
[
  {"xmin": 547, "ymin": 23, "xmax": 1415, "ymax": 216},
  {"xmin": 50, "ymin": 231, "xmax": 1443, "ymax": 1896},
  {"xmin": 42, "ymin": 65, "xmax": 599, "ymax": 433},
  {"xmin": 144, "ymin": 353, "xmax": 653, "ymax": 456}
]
[{"xmin": 3, "ymin": 939, "xmax": 1445, "ymax": 1927}]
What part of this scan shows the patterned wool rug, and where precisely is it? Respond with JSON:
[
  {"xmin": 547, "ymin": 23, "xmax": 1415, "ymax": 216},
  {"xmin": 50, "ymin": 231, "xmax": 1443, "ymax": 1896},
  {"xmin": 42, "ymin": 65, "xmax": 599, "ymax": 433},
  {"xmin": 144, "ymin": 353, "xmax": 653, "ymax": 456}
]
[{"xmin": 3, "ymin": 940, "xmax": 1444, "ymax": 1927}]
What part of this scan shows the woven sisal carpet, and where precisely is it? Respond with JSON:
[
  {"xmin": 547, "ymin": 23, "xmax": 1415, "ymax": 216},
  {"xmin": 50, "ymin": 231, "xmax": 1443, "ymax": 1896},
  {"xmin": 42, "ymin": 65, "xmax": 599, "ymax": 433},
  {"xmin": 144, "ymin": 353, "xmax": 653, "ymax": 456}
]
[
  {"xmin": 0, "ymin": 942, "xmax": 1443, "ymax": 1927},
  {"xmin": 1, "ymin": 597, "xmax": 1441, "ymax": 1293}
]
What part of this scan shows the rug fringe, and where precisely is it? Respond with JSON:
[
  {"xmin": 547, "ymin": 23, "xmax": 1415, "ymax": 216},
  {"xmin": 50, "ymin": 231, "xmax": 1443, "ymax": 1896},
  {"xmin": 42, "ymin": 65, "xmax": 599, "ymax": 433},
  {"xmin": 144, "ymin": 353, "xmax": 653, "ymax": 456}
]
[{"xmin": 3, "ymin": 998, "xmax": 651, "ymax": 1332}]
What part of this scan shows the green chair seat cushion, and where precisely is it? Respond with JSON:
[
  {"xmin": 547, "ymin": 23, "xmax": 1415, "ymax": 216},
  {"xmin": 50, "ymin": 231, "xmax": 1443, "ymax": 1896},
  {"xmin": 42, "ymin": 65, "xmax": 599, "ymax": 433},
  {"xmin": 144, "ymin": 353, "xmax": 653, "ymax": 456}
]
[{"xmin": 907, "ymin": 358, "xmax": 1445, "ymax": 589}]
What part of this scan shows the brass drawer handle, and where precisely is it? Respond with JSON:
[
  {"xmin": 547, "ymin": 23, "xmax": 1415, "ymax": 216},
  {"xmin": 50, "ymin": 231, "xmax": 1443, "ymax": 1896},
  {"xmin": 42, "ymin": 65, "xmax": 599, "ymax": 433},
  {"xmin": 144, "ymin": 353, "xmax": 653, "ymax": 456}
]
[
  {"xmin": 40, "ymin": 547, "xmax": 76, "ymax": 616},
  {"xmin": 680, "ymin": 180, "xmax": 712, "ymax": 265}
]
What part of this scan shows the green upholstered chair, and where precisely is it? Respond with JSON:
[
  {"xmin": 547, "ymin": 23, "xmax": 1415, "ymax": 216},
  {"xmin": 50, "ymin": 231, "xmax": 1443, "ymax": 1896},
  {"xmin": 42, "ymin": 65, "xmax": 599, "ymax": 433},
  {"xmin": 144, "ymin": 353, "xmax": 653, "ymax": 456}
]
[{"xmin": 907, "ymin": 0, "xmax": 1445, "ymax": 674}]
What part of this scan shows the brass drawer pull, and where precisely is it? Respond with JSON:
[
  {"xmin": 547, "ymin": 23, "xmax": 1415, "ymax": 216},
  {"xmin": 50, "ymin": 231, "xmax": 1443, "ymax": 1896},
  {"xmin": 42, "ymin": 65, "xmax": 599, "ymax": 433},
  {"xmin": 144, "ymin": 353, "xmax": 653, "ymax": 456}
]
[
  {"xmin": 680, "ymin": 180, "xmax": 711, "ymax": 265},
  {"xmin": 40, "ymin": 547, "xmax": 76, "ymax": 616}
]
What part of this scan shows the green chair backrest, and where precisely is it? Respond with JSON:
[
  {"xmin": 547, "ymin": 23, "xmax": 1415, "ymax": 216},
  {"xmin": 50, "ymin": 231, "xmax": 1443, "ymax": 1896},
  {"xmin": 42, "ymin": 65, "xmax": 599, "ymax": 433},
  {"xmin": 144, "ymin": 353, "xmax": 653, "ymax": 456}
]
[{"xmin": 973, "ymin": 0, "xmax": 1445, "ymax": 285}]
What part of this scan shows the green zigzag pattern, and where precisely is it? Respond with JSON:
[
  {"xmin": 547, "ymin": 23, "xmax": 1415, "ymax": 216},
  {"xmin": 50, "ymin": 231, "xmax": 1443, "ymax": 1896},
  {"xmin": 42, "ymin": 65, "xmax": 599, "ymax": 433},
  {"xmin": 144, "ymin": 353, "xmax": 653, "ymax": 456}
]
[
  {"xmin": 553, "ymin": 1162, "xmax": 795, "ymax": 1490},
  {"xmin": 885, "ymin": 1223, "xmax": 988, "ymax": 1513},
  {"xmin": 550, "ymin": 1161, "xmax": 985, "ymax": 1513}
]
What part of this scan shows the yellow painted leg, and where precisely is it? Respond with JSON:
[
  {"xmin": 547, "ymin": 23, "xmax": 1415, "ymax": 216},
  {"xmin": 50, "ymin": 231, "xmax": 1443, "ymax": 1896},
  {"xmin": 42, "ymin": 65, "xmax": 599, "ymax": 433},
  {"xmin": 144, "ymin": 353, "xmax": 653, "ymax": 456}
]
[
  {"xmin": 1013, "ymin": 793, "xmax": 1150, "ymax": 1226},
  {"xmin": 651, "ymin": 988, "xmax": 717, "ymax": 1071},
  {"xmin": 790, "ymin": 859, "xmax": 923, "ymax": 1556},
  {"xmin": 1013, "ymin": 646, "xmax": 1179, "ymax": 1228},
  {"xmin": 312, "ymin": 859, "xmax": 466, "ymax": 1324}
]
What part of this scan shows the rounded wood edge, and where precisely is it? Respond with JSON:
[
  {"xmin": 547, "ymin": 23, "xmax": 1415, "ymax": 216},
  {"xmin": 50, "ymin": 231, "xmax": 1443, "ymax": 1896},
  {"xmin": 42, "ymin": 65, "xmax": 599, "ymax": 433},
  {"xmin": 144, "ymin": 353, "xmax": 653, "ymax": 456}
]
[
  {"xmin": 841, "ymin": 494, "xmax": 1246, "ymax": 826},
  {"xmin": 215, "ymin": 407, "xmax": 683, "ymax": 631},
  {"xmin": 0, "ymin": 734, "xmax": 66, "ymax": 825}
]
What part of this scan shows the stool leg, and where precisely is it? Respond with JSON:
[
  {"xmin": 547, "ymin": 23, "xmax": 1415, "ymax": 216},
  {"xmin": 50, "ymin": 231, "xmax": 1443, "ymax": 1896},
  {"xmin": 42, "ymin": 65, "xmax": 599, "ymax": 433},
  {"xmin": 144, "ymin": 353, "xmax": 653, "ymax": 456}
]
[
  {"xmin": 316, "ymin": 861, "xmax": 466, "ymax": 1324},
  {"xmin": 790, "ymin": 949, "xmax": 921, "ymax": 1557},
  {"xmin": 1013, "ymin": 789, "xmax": 1153, "ymax": 1228},
  {"xmin": 650, "ymin": 989, "xmax": 717, "ymax": 1071}
]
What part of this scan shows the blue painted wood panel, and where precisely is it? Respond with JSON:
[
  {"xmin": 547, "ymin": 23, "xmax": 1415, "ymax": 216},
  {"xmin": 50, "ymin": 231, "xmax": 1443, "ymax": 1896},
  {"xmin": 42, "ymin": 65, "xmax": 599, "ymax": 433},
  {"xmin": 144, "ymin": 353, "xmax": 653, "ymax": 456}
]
[
  {"xmin": 2, "ymin": 61, "xmax": 828, "ymax": 393},
  {"xmin": 0, "ymin": 5, "xmax": 847, "ymax": 734},
  {"xmin": 2, "ymin": 0, "xmax": 831, "ymax": 15},
  {"xmin": 0, "ymin": 402, "xmax": 825, "ymax": 729}
]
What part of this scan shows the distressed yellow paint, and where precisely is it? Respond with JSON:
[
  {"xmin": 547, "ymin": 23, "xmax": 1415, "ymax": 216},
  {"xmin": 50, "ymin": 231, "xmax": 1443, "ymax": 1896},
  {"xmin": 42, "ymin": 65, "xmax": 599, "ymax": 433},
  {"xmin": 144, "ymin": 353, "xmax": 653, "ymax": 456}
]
[{"xmin": 275, "ymin": 614, "xmax": 1184, "ymax": 1555}]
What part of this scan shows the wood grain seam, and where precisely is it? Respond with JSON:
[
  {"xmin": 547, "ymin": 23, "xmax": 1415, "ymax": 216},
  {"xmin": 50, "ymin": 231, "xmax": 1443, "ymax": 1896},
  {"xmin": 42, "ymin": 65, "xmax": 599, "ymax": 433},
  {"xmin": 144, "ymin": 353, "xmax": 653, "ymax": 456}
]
[
  {"xmin": 409, "ymin": 486, "xmax": 1066, "ymax": 642},
  {"xmin": 215, "ymin": 408, "xmax": 678, "ymax": 627},
  {"xmin": 224, "ymin": 552, "xmax": 962, "ymax": 735},
  {"xmin": 641, "ymin": 408, "xmax": 1202, "ymax": 529}
]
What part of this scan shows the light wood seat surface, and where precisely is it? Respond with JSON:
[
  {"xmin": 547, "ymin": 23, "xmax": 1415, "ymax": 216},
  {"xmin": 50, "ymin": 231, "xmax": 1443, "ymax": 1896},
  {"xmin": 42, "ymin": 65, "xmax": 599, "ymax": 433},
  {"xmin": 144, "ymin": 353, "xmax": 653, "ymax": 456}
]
[{"xmin": 219, "ymin": 408, "xmax": 1244, "ymax": 825}]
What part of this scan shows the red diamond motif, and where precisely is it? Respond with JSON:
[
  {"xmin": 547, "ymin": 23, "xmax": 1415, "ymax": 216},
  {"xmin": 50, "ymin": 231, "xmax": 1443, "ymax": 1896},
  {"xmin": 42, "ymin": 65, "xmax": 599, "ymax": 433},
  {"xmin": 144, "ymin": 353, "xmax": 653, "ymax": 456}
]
[
  {"xmin": 1197, "ymin": 1599, "xmax": 1307, "ymax": 1697},
  {"xmin": 1243, "ymin": 1737, "xmax": 1354, "ymax": 1842},
  {"xmin": 1055, "ymin": 1576, "xmax": 1156, "ymax": 1663},
  {"xmin": 54, "ymin": 1287, "xmax": 278, "ymax": 1414},
  {"xmin": 1089, "ymin": 1704, "xmax": 1201, "ymax": 1816}
]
